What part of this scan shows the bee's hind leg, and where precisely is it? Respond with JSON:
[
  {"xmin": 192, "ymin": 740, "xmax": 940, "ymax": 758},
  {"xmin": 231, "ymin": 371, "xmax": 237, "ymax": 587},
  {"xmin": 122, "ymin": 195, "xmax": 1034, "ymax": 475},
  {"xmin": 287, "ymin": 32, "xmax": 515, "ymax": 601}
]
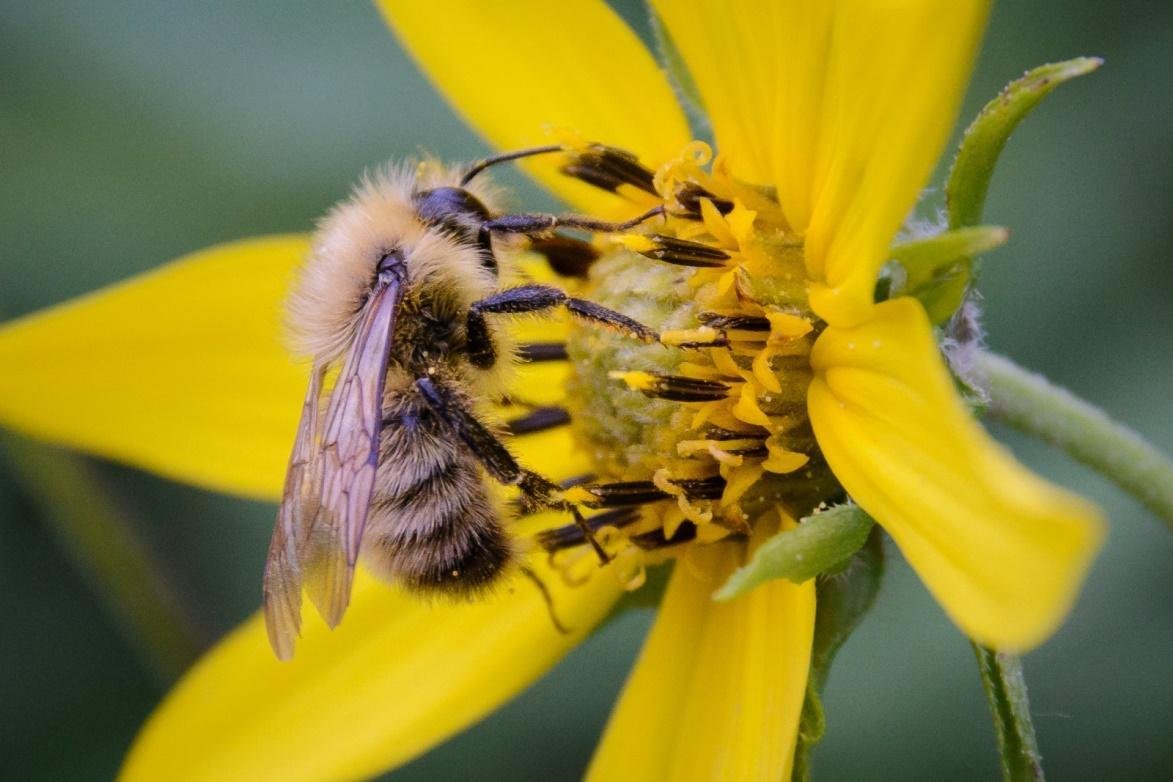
[{"xmin": 415, "ymin": 376, "xmax": 611, "ymax": 564}]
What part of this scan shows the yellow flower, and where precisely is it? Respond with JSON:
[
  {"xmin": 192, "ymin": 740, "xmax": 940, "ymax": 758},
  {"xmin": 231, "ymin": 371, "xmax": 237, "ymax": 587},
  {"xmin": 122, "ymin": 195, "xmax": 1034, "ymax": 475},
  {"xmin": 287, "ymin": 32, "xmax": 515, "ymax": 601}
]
[{"xmin": 0, "ymin": 1, "xmax": 1105, "ymax": 780}]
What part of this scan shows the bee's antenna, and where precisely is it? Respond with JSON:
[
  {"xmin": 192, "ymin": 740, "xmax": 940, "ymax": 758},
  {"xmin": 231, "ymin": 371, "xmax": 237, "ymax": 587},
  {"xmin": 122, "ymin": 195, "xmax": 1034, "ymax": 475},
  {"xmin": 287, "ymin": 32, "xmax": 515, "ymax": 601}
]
[{"xmin": 460, "ymin": 145, "xmax": 564, "ymax": 186}]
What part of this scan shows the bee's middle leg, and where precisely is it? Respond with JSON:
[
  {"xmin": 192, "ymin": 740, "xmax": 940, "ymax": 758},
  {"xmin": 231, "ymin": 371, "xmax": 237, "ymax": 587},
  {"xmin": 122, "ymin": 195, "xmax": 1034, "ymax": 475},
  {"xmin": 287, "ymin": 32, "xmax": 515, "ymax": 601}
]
[{"xmin": 415, "ymin": 376, "xmax": 610, "ymax": 563}]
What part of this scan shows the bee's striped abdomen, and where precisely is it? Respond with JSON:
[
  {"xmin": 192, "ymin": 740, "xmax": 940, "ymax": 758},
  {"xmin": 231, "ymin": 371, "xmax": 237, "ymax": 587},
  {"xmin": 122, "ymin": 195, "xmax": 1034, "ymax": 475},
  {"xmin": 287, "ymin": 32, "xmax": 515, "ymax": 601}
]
[{"xmin": 362, "ymin": 396, "xmax": 513, "ymax": 593}]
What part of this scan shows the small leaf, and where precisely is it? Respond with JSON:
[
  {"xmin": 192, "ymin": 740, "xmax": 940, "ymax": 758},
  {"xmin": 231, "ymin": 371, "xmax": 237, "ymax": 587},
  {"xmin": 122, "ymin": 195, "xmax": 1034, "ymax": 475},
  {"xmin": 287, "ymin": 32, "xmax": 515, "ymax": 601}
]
[
  {"xmin": 892, "ymin": 225, "xmax": 1010, "ymax": 323},
  {"xmin": 947, "ymin": 57, "xmax": 1103, "ymax": 229},
  {"xmin": 972, "ymin": 644, "xmax": 1045, "ymax": 781},
  {"xmin": 893, "ymin": 226, "xmax": 1010, "ymax": 290},
  {"xmin": 928, "ymin": 57, "xmax": 1101, "ymax": 322},
  {"xmin": 714, "ymin": 504, "xmax": 874, "ymax": 600},
  {"xmin": 792, "ymin": 528, "xmax": 885, "ymax": 781}
]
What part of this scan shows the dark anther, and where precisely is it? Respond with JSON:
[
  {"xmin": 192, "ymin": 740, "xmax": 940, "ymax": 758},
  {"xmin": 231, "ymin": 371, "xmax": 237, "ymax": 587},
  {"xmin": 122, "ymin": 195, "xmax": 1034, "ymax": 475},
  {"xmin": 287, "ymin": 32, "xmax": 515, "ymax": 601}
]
[
  {"xmin": 633, "ymin": 235, "xmax": 731, "ymax": 268},
  {"xmin": 517, "ymin": 342, "xmax": 569, "ymax": 362},
  {"xmin": 573, "ymin": 474, "xmax": 727, "ymax": 508},
  {"xmin": 668, "ymin": 476, "xmax": 728, "ymax": 501},
  {"xmin": 672, "ymin": 182, "xmax": 734, "ymax": 219},
  {"xmin": 527, "ymin": 234, "xmax": 600, "ymax": 278},
  {"xmin": 630, "ymin": 521, "xmax": 699, "ymax": 550},
  {"xmin": 625, "ymin": 372, "xmax": 731, "ymax": 402},
  {"xmin": 702, "ymin": 424, "xmax": 765, "ymax": 441},
  {"xmin": 504, "ymin": 406, "xmax": 571, "ymax": 436},
  {"xmin": 535, "ymin": 507, "xmax": 641, "ymax": 552},
  {"xmin": 672, "ymin": 336, "xmax": 731, "ymax": 349},
  {"xmin": 697, "ymin": 312, "xmax": 771, "ymax": 331},
  {"xmin": 560, "ymin": 144, "xmax": 657, "ymax": 196}
]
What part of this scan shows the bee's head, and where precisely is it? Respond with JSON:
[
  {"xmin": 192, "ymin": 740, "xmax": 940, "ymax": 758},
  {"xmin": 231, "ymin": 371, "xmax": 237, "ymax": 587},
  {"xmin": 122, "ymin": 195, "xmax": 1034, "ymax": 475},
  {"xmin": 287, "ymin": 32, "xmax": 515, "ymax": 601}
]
[{"xmin": 412, "ymin": 187, "xmax": 497, "ymax": 273}]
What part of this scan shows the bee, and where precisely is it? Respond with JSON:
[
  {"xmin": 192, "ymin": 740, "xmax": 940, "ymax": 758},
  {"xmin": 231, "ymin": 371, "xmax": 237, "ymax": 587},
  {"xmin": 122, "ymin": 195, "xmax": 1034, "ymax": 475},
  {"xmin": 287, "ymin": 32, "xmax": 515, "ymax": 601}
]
[{"xmin": 263, "ymin": 147, "xmax": 666, "ymax": 659}]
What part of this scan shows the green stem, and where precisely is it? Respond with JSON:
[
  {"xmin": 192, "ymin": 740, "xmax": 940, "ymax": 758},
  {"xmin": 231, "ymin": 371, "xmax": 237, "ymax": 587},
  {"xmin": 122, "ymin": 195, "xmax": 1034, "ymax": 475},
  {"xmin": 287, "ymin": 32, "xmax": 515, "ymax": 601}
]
[
  {"xmin": 2, "ymin": 435, "xmax": 204, "ymax": 681},
  {"xmin": 972, "ymin": 644, "xmax": 1045, "ymax": 781},
  {"xmin": 977, "ymin": 351, "xmax": 1173, "ymax": 529}
]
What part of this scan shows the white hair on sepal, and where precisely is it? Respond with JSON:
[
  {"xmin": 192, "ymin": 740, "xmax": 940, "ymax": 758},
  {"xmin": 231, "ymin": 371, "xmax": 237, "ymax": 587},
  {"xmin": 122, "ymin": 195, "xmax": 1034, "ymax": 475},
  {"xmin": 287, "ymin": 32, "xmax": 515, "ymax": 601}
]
[{"xmin": 942, "ymin": 292, "xmax": 990, "ymax": 406}]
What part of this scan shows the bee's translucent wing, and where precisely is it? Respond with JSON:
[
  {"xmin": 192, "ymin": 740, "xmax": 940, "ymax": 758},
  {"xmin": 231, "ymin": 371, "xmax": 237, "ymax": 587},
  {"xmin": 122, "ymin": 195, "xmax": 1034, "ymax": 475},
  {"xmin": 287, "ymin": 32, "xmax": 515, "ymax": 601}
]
[
  {"xmin": 302, "ymin": 270, "xmax": 404, "ymax": 628},
  {"xmin": 263, "ymin": 364, "xmax": 326, "ymax": 660}
]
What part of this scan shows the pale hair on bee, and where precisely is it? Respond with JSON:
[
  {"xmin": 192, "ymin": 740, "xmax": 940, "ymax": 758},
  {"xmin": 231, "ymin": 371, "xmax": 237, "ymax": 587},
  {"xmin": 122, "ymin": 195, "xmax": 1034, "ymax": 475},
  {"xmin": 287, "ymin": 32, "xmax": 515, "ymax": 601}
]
[{"xmin": 264, "ymin": 146, "xmax": 668, "ymax": 660}]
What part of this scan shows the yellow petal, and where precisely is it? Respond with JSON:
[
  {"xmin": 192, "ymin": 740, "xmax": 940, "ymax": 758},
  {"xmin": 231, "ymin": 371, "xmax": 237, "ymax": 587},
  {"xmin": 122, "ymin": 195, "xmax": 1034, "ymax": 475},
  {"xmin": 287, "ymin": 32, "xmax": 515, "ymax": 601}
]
[
  {"xmin": 808, "ymin": 297, "xmax": 1104, "ymax": 651},
  {"xmin": 0, "ymin": 236, "xmax": 581, "ymax": 499},
  {"xmin": 587, "ymin": 542, "xmax": 814, "ymax": 780},
  {"xmin": 122, "ymin": 556, "xmax": 623, "ymax": 782},
  {"xmin": 0, "ymin": 236, "xmax": 310, "ymax": 501},
  {"xmin": 653, "ymin": 0, "xmax": 835, "ymax": 225},
  {"xmin": 804, "ymin": 1, "xmax": 990, "ymax": 327},
  {"xmin": 379, "ymin": 0, "xmax": 691, "ymax": 215},
  {"xmin": 653, "ymin": 1, "xmax": 987, "ymax": 324}
]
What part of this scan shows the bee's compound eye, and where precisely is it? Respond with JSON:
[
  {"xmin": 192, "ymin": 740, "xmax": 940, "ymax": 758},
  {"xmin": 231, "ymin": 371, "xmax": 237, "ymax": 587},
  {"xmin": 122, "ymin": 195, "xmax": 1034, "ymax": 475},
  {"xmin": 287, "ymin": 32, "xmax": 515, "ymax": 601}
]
[
  {"xmin": 413, "ymin": 187, "xmax": 491, "ymax": 228},
  {"xmin": 413, "ymin": 187, "xmax": 497, "ymax": 274}
]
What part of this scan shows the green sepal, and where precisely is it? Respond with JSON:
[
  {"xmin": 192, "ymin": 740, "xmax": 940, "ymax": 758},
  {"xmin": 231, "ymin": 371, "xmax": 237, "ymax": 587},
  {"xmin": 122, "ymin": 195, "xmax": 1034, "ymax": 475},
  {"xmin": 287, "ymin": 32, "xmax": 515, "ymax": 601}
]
[
  {"xmin": 893, "ymin": 225, "xmax": 1010, "ymax": 290},
  {"xmin": 713, "ymin": 503, "xmax": 874, "ymax": 601},
  {"xmin": 792, "ymin": 527, "xmax": 886, "ymax": 781},
  {"xmin": 891, "ymin": 225, "xmax": 1009, "ymax": 323},
  {"xmin": 947, "ymin": 57, "xmax": 1103, "ymax": 229},
  {"xmin": 972, "ymin": 644, "xmax": 1045, "ymax": 781}
]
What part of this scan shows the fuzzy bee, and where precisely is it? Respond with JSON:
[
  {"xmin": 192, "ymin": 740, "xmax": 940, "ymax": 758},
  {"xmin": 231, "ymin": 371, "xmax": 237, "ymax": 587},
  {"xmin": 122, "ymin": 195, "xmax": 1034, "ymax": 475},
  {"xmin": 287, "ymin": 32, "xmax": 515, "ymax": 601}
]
[{"xmin": 263, "ymin": 147, "xmax": 665, "ymax": 659}]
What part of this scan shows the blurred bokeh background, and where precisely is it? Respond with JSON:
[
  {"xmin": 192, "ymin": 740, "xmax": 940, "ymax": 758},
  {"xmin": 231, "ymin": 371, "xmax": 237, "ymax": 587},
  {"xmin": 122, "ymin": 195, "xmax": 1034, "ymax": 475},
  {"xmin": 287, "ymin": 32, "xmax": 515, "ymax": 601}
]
[{"xmin": 1, "ymin": 1, "xmax": 1170, "ymax": 779}]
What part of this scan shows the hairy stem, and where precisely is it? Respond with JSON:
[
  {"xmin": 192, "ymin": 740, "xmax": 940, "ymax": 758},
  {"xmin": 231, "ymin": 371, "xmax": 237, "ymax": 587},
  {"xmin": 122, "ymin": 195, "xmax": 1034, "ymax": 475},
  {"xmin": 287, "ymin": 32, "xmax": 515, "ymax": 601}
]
[
  {"xmin": 977, "ymin": 351, "xmax": 1173, "ymax": 529},
  {"xmin": 973, "ymin": 644, "xmax": 1045, "ymax": 781}
]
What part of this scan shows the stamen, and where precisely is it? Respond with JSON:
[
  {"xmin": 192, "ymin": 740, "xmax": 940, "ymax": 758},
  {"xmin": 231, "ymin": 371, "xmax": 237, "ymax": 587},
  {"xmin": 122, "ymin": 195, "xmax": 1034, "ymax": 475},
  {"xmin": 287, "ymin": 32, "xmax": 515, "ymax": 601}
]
[
  {"xmin": 609, "ymin": 370, "xmax": 731, "ymax": 402},
  {"xmin": 615, "ymin": 234, "xmax": 731, "ymax": 268},
  {"xmin": 698, "ymin": 312, "xmax": 770, "ymax": 332},
  {"xmin": 551, "ymin": 137, "xmax": 837, "ymax": 570},
  {"xmin": 653, "ymin": 469, "xmax": 713, "ymax": 525},
  {"xmin": 677, "ymin": 438, "xmax": 768, "ymax": 459},
  {"xmin": 517, "ymin": 342, "xmax": 569, "ymax": 362},
  {"xmin": 629, "ymin": 521, "xmax": 698, "ymax": 550},
  {"xmin": 672, "ymin": 182, "xmax": 734, "ymax": 219},
  {"xmin": 562, "ymin": 474, "xmax": 726, "ymax": 508},
  {"xmin": 535, "ymin": 507, "xmax": 640, "ymax": 551},
  {"xmin": 527, "ymin": 235, "xmax": 599, "ymax": 278},
  {"xmin": 504, "ymin": 406, "xmax": 571, "ymax": 436},
  {"xmin": 560, "ymin": 143, "xmax": 658, "ymax": 195}
]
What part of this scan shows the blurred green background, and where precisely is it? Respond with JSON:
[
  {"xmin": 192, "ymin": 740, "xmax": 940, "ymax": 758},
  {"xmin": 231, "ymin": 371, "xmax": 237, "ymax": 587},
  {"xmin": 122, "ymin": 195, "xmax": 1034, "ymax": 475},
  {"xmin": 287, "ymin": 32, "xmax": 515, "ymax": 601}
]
[{"xmin": 1, "ymin": 1, "xmax": 1170, "ymax": 779}]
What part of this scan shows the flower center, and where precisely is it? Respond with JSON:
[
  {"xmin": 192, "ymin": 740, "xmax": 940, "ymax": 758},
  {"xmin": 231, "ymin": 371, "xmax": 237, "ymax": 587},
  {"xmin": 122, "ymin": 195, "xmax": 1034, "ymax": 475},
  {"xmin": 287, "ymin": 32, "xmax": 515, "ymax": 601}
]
[{"xmin": 552, "ymin": 143, "xmax": 842, "ymax": 582}]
